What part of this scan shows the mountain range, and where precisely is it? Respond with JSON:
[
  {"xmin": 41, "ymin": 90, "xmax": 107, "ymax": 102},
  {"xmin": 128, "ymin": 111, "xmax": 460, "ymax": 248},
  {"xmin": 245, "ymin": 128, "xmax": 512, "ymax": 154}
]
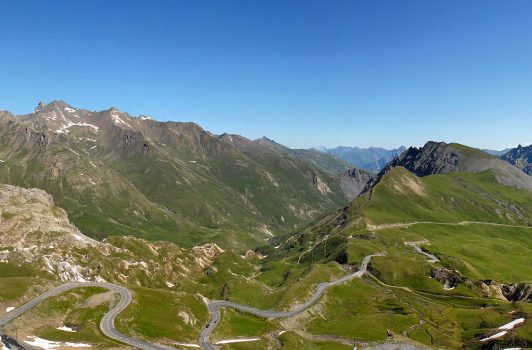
[
  {"xmin": 0, "ymin": 101, "xmax": 374, "ymax": 249},
  {"xmin": 314, "ymin": 145, "xmax": 407, "ymax": 172}
]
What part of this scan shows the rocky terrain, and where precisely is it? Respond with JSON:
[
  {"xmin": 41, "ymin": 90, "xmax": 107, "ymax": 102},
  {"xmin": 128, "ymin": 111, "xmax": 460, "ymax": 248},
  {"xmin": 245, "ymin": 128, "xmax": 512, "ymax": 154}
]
[
  {"xmin": 0, "ymin": 183, "xmax": 232, "ymax": 288},
  {"xmin": 502, "ymin": 144, "xmax": 532, "ymax": 175},
  {"xmin": 339, "ymin": 168, "xmax": 375, "ymax": 200}
]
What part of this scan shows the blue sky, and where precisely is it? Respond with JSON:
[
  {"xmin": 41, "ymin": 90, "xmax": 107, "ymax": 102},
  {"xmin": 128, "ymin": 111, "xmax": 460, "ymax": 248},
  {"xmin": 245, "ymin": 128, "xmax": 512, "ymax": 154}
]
[{"xmin": 1, "ymin": 1, "xmax": 531, "ymax": 149}]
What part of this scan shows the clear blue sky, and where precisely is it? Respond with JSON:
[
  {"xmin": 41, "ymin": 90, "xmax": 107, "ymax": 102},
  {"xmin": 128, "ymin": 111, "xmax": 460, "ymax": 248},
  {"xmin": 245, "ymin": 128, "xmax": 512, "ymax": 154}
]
[{"xmin": 1, "ymin": 1, "xmax": 531, "ymax": 149}]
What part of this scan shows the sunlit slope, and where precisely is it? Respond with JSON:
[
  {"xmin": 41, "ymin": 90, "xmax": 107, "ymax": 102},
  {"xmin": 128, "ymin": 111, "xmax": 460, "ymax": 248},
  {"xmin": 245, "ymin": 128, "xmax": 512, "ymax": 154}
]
[{"xmin": 361, "ymin": 167, "xmax": 532, "ymax": 226}]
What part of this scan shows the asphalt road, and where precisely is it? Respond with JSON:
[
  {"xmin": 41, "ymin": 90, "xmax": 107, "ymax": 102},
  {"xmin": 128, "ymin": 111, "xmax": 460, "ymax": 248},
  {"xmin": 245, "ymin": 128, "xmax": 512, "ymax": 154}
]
[
  {"xmin": 0, "ymin": 282, "xmax": 172, "ymax": 350},
  {"xmin": 0, "ymin": 254, "xmax": 384, "ymax": 350},
  {"xmin": 199, "ymin": 253, "xmax": 384, "ymax": 350},
  {"xmin": 405, "ymin": 241, "xmax": 439, "ymax": 263}
]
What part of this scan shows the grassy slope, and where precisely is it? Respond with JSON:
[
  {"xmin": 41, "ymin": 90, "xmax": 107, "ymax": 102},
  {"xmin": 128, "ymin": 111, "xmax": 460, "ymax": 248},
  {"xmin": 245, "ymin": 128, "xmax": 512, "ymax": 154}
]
[
  {"xmin": 252, "ymin": 167, "xmax": 532, "ymax": 348},
  {"xmin": 362, "ymin": 167, "xmax": 532, "ymax": 225}
]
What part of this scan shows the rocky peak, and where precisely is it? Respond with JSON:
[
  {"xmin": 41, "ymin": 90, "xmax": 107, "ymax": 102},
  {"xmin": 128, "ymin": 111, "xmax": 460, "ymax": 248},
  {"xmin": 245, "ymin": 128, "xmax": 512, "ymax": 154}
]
[
  {"xmin": 387, "ymin": 141, "xmax": 462, "ymax": 176},
  {"xmin": 34, "ymin": 101, "xmax": 47, "ymax": 112},
  {"xmin": 254, "ymin": 136, "xmax": 289, "ymax": 152},
  {"xmin": 40, "ymin": 100, "xmax": 74, "ymax": 112},
  {"xmin": 502, "ymin": 144, "xmax": 532, "ymax": 175}
]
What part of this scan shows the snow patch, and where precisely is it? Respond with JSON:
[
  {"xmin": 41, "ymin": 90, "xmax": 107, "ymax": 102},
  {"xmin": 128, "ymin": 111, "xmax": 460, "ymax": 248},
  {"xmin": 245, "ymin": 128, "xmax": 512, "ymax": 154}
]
[
  {"xmin": 64, "ymin": 107, "xmax": 76, "ymax": 112},
  {"xmin": 499, "ymin": 318, "xmax": 525, "ymax": 330},
  {"xmin": 216, "ymin": 338, "xmax": 260, "ymax": 344},
  {"xmin": 5, "ymin": 306, "xmax": 15, "ymax": 312},
  {"xmin": 0, "ymin": 160, "xmax": 4, "ymax": 163},
  {"xmin": 139, "ymin": 115, "xmax": 154, "ymax": 121},
  {"xmin": 94, "ymin": 275, "xmax": 107, "ymax": 283},
  {"xmin": 174, "ymin": 344, "xmax": 199, "ymax": 349},
  {"xmin": 57, "ymin": 325, "xmax": 76, "ymax": 332},
  {"xmin": 25, "ymin": 336, "xmax": 92, "ymax": 349},
  {"xmin": 111, "ymin": 111, "xmax": 132, "ymax": 128},
  {"xmin": 479, "ymin": 317, "xmax": 525, "ymax": 343},
  {"xmin": 56, "ymin": 122, "xmax": 99, "ymax": 134},
  {"xmin": 480, "ymin": 330, "xmax": 507, "ymax": 342},
  {"xmin": 66, "ymin": 148, "xmax": 80, "ymax": 156},
  {"xmin": 166, "ymin": 281, "xmax": 175, "ymax": 288}
]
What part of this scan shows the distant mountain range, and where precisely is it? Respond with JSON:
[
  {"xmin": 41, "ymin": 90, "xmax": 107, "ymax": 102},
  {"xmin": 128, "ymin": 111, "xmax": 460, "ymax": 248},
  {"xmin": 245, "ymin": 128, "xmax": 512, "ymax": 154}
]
[
  {"xmin": 482, "ymin": 148, "xmax": 512, "ymax": 156},
  {"xmin": 312, "ymin": 145, "xmax": 407, "ymax": 172}
]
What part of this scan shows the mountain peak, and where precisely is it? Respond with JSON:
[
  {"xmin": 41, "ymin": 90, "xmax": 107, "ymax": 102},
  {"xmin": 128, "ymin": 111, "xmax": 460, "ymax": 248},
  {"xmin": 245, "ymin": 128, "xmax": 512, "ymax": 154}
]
[
  {"xmin": 34, "ymin": 101, "xmax": 47, "ymax": 112},
  {"xmin": 37, "ymin": 100, "xmax": 76, "ymax": 113}
]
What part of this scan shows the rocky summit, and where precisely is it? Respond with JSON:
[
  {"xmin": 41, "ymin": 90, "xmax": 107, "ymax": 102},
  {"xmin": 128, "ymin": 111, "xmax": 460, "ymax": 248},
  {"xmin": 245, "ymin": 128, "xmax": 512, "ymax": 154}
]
[{"xmin": 502, "ymin": 144, "xmax": 532, "ymax": 175}]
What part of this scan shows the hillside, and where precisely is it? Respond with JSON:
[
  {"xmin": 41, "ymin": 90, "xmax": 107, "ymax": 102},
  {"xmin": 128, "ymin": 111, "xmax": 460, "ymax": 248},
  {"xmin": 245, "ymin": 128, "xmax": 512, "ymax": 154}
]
[
  {"xmin": 0, "ymin": 183, "xmax": 274, "ymax": 346},
  {"xmin": 261, "ymin": 148, "xmax": 532, "ymax": 349},
  {"xmin": 0, "ymin": 101, "xmax": 354, "ymax": 249},
  {"xmin": 362, "ymin": 141, "xmax": 532, "ymax": 194},
  {"xmin": 502, "ymin": 144, "xmax": 532, "ymax": 175}
]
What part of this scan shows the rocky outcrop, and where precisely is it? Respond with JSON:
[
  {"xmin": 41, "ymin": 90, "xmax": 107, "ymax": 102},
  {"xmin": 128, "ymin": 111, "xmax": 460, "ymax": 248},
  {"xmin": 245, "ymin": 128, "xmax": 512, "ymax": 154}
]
[
  {"xmin": 0, "ymin": 184, "xmax": 96, "ymax": 248},
  {"xmin": 500, "ymin": 283, "xmax": 532, "ymax": 302},
  {"xmin": 428, "ymin": 266, "xmax": 531, "ymax": 302},
  {"xmin": 339, "ymin": 168, "xmax": 375, "ymax": 200},
  {"xmin": 502, "ymin": 144, "xmax": 532, "ymax": 175},
  {"xmin": 430, "ymin": 268, "xmax": 463, "ymax": 289}
]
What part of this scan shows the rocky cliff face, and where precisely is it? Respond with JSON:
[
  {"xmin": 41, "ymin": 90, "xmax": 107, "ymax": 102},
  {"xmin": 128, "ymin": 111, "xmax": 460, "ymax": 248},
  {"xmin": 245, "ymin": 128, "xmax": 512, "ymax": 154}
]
[
  {"xmin": 0, "ymin": 184, "xmax": 96, "ymax": 249},
  {"xmin": 502, "ymin": 144, "xmax": 532, "ymax": 175},
  {"xmin": 387, "ymin": 141, "xmax": 463, "ymax": 176},
  {"xmin": 339, "ymin": 168, "xmax": 375, "ymax": 200}
]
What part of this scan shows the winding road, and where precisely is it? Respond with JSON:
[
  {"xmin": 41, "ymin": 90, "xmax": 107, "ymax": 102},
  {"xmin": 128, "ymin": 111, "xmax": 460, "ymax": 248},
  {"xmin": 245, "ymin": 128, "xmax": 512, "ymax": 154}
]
[
  {"xmin": 0, "ymin": 282, "xmax": 172, "ymax": 350},
  {"xmin": 0, "ymin": 254, "xmax": 384, "ymax": 350},
  {"xmin": 199, "ymin": 253, "xmax": 384, "ymax": 350},
  {"xmin": 405, "ymin": 241, "xmax": 439, "ymax": 263}
]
